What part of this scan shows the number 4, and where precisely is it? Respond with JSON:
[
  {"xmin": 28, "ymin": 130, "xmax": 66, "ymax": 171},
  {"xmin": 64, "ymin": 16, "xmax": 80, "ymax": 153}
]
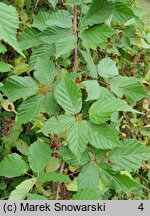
[{"xmin": 138, "ymin": 203, "xmax": 144, "ymax": 211}]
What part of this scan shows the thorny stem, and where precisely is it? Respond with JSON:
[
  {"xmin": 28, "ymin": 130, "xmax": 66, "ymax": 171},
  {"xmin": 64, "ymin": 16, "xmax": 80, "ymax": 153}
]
[
  {"xmin": 56, "ymin": 161, "xmax": 65, "ymax": 200},
  {"xmin": 73, "ymin": 5, "xmax": 78, "ymax": 72}
]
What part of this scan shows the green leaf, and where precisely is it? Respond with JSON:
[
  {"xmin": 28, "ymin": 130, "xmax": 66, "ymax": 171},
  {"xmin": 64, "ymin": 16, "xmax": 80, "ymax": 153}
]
[
  {"xmin": 80, "ymin": 0, "xmax": 135, "ymax": 26},
  {"xmin": 0, "ymin": 3, "xmax": 25, "ymax": 57},
  {"xmin": 46, "ymin": 10, "xmax": 72, "ymax": 28},
  {"xmin": 110, "ymin": 76, "xmax": 147, "ymax": 103},
  {"xmin": 55, "ymin": 34, "xmax": 76, "ymax": 57},
  {"xmin": 0, "ymin": 153, "xmax": 28, "ymax": 178},
  {"xmin": 9, "ymin": 178, "xmax": 36, "ymax": 200},
  {"xmin": 54, "ymin": 76, "xmax": 82, "ymax": 114},
  {"xmin": 72, "ymin": 189, "xmax": 107, "ymax": 200},
  {"xmin": 0, "ymin": 62, "xmax": 11, "ymax": 73},
  {"xmin": 34, "ymin": 56, "xmax": 57, "ymax": 85},
  {"xmin": 89, "ymin": 97, "xmax": 140, "ymax": 124},
  {"xmin": 110, "ymin": 139, "xmax": 150, "ymax": 171},
  {"xmin": 39, "ymin": 27, "xmax": 72, "ymax": 45},
  {"xmin": 67, "ymin": 121, "xmax": 88, "ymax": 160},
  {"xmin": 84, "ymin": 80, "xmax": 101, "ymax": 101},
  {"xmin": 99, "ymin": 168, "xmax": 139, "ymax": 192},
  {"xmin": 19, "ymin": 28, "xmax": 42, "ymax": 50},
  {"xmin": 0, "ymin": 44, "xmax": 7, "ymax": 53},
  {"xmin": 1, "ymin": 76, "xmax": 38, "ymax": 102},
  {"xmin": 80, "ymin": 50, "xmax": 97, "ymax": 78},
  {"xmin": 27, "ymin": 194, "xmax": 48, "ymax": 200},
  {"xmin": 112, "ymin": 1, "xmax": 136, "ymax": 24},
  {"xmin": 32, "ymin": 11, "xmax": 52, "ymax": 31},
  {"xmin": 81, "ymin": 0, "xmax": 114, "ymax": 26},
  {"xmin": 39, "ymin": 115, "xmax": 75, "ymax": 134},
  {"xmin": 88, "ymin": 122, "xmax": 120, "ymax": 149},
  {"xmin": 48, "ymin": 0, "xmax": 58, "ymax": 9},
  {"xmin": 16, "ymin": 95, "xmax": 45, "ymax": 125},
  {"xmin": 44, "ymin": 92, "xmax": 57, "ymax": 116},
  {"xmin": 46, "ymin": 157, "xmax": 60, "ymax": 173},
  {"xmin": 98, "ymin": 57, "xmax": 119, "ymax": 78},
  {"xmin": 39, "ymin": 172, "xmax": 71, "ymax": 183},
  {"xmin": 57, "ymin": 146, "xmax": 90, "ymax": 166},
  {"xmin": 65, "ymin": 0, "xmax": 87, "ymax": 5},
  {"xmin": 28, "ymin": 140, "xmax": 51, "ymax": 173},
  {"xmin": 16, "ymin": 139, "xmax": 29, "ymax": 156},
  {"xmin": 78, "ymin": 163, "xmax": 99, "ymax": 190},
  {"xmin": 80, "ymin": 24, "xmax": 115, "ymax": 50},
  {"xmin": 0, "ymin": 182, "xmax": 7, "ymax": 191},
  {"xmin": 30, "ymin": 44, "xmax": 55, "ymax": 69}
]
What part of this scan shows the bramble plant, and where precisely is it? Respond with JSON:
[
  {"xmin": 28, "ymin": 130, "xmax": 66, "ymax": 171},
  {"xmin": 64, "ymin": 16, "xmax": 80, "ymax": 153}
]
[{"xmin": 0, "ymin": 0, "xmax": 150, "ymax": 200}]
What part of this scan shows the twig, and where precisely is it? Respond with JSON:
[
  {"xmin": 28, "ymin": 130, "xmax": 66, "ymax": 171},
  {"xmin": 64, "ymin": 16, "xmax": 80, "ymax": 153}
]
[
  {"xmin": 73, "ymin": 5, "xmax": 78, "ymax": 72},
  {"xmin": 56, "ymin": 161, "xmax": 65, "ymax": 200}
]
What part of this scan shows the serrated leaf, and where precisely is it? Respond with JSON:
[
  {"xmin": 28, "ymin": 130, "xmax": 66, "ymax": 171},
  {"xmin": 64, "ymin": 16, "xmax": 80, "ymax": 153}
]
[
  {"xmin": 72, "ymin": 189, "xmax": 107, "ymax": 200},
  {"xmin": 80, "ymin": 50, "xmax": 97, "ymax": 78},
  {"xmin": 81, "ymin": 0, "xmax": 114, "ymax": 26},
  {"xmin": 32, "ymin": 11, "xmax": 52, "ymax": 31},
  {"xmin": 28, "ymin": 140, "xmax": 51, "ymax": 173},
  {"xmin": 9, "ymin": 178, "xmax": 36, "ymax": 200},
  {"xmin": 112, "ymin": 1, "xmax": 136, "ymax": 24},
  {"xmin": 88, "ymin": 122, "xmax": 120, "ymax": 149},
  {"xmin": 80, "ymin": 24, "xmax": 115, "ymax": 50},
  {"xmin": 0, "ymin": 153, "xmax": 28, "ymax": 178},
  {"xmin": 89, "ymin": 97, "xmax": 141, "ymax": 124},
  {"xmin": 39, "ymin": 172, "xmax": 71, "ymax": 183},
  {"xmin": 19, "ymin": 28, "xmax": 42, "ymax": 50},
  {"xmin": 98, "ymin": 57, "xmax": 119, "ymax": 78},
  {"xmin": 78, "ymin": 163, "xmax": 99, "ymax": 190},
  {"xmin": 34, "ymin": 56, "xmax": 57, "ymax": 85},
  {"xmin": 46, "ymin": 10, "xmax": 72, "ymax": 28},
  {"xmin": 54, "ymin": 76, "xmax": 82, "ymax": 114},
  {"xmin": 67, "ymin": 121, "xmax": 88, "ymax": 160},
  {"xmin": 55, "ymin": 34, "xmax": 76, "ymax": 57},
  {"xmin": 30, "ymin": 44, "xmax": 55, "ymax": 69},
  {"xmin": 81, "ymin": 0, "xmax": 135, "ymax": 26},
  {"xmin": 39, "ymin": 27, "xmax": 72, "ymax": 45},
  {"xmin": 110, "ymin": 139, "xmax": 150, "ymax": 171},
  {"xmin": 0, "ymin": 3, "xmax": 25, "ymax": 57},
  {"xmin": 57, "ymin": 146, "xmax": 90, "ymax": 166},
  {"xmin": 44, "ymin": 92, "xmax": 57, "ymax": 116},
  {"xmin": 1, "ymin": 76, "xmax": 38, "ymax": 102},
  {"xmin": 84, "ymin": 80, "xmax": 101, "ymax": 101},
  {"xmin": 39, "ymin": 115, "xmax": 75, "ymax": 134},
  {"xmin": 16, "ymin": 95, "xmax": 45, "ymax": 125},
  {"xmin": 27, "ymin": 194, "xmax": 48, "ymax": 200},
  {"xmin": 99, "ymin": 168, "xmax": 139, "ymax": 192},
  {"xmin": 110, "ymin": 76, "xmax": 147, "ymax": 103}
]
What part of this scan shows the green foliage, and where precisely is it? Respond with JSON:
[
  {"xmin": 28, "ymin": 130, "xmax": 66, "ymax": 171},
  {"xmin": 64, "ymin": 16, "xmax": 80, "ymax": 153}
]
[
  {"xmin": 0, "ymin": 0, "xmax": 149, "ymax": 201},
  {"xmin": 54, "ymin": 76, "xmax": 82, "ymax": 114},
  {"xmin": 1, "ymin": 76, "xmax": 38, "ymax": 102},
  {"xmin": 28, "ymin": 140, "xmax": 51, "ymax": 173},
  {"xmin": 0, "ymin": 154, "xmax": 28, "ymax": 178},
  {"xmin": 9, "ymin": 178, "xmax": 36, "ymax": 200},
  {"xmin": 0, "ymin": 3, "xmax": 24, "ymax": 57}
]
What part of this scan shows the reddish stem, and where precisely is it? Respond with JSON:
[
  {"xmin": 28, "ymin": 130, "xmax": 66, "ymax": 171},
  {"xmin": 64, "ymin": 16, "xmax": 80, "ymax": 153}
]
[
  {"xmin": 67, "ymin": 170, "xmax": 79, "ymax": 177},
  {"xmin": 56, "ymin": 161, "xmax": 65, "ymax": 200}
]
